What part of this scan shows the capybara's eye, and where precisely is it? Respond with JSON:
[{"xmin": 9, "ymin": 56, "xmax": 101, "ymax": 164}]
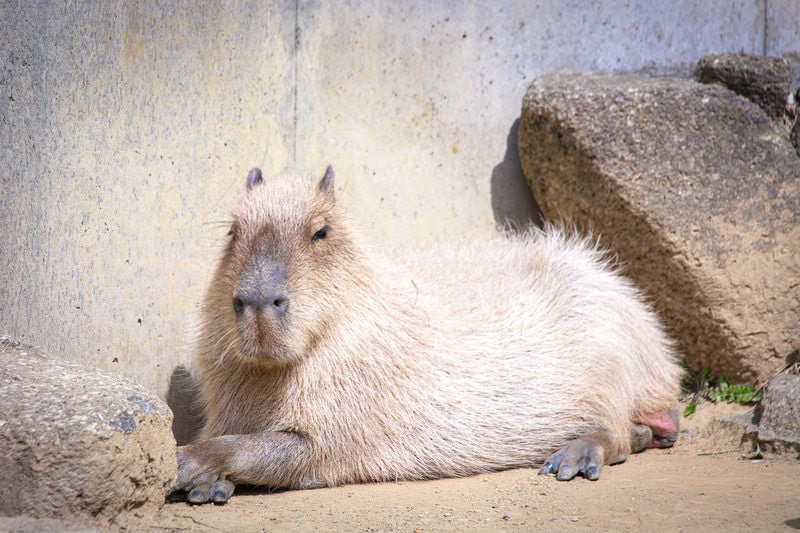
[
  {"xmin": 227, "ymin": 222, "xmax": 239, "ymax": 241},
  {"xmin": 311, "ymin": 226, "xmax": 330, "ymax": 243}
]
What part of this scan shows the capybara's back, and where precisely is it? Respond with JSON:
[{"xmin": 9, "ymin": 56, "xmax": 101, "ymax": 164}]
[{"xmin": 172, "ymin": 167, "xmax": 683, "ymax": 504}]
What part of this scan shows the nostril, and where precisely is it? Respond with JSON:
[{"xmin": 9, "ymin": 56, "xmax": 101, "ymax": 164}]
[
  {"xmin": 233, "ymin": 297, "xmax": 245, "ymax": 316},
  {"xmin": 233, "ymin": 294, "xmax": 287, "ymax": 315},
  {"xmin": 272, "ymin": 297, "xmax": 288, "ymax": 312}
]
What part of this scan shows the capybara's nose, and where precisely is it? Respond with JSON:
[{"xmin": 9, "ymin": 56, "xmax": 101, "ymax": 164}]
[
  {"xmin": 234, "ymin": 259, "xmax": 288, "ymax": 318},
  {"xmin": 233, "ymin": 294, "xmax": 289, "ymax": 316}
]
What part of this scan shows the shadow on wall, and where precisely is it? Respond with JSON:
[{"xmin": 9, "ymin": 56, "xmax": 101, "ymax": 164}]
[
  {"xmin": 490, "ymin": 118, "xmax": 543, "ymax": 230},
  {"xmin": 166, "ymin": 365, "xmax": 204, "ymax": 445}
]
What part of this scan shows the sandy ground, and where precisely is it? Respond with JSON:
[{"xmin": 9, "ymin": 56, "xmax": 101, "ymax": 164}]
[{"xmin": 129, "ymin": 403, "xmax": 800, "ymax": 532}]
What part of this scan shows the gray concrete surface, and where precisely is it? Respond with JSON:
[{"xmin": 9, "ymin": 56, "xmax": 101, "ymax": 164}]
[{"xmin": 1, "ymin": 1, "xmax": 798, "ymax": 396}]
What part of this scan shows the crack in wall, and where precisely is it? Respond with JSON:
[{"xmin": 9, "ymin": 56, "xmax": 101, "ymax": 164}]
[
  {"xmin": 763, "ymin": 0, "xmax": 768, "ymax": 56},
  {"xmin": 292, "ymin": 0, "xmax": 299, "ymax": 165}
]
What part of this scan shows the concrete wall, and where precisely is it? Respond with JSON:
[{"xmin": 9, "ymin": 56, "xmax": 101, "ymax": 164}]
[{"xmin": 2, "ymin": 0, "xmax": 798, "ymax": 397}]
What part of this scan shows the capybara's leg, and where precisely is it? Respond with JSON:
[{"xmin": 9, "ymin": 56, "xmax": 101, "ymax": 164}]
[
  {"xmin": 638, "ymin": 407, "xmax": 680, "ymax": 449},
  {"xmin": 173, "ymin": 431, "xmax": 323, "ymax": 505},
  {"xmin": 539, "ymin": 431, "xmax": 626, "ymax": 481}
]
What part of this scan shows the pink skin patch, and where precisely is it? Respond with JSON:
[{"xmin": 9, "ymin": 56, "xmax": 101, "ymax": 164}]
[{"xmin": 640, "ymin": 408, "xmax": 679, "ymax": 448}]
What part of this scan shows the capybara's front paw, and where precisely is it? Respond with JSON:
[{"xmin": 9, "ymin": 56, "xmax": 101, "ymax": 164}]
[{"xmin": 171, "ymin": 444, "xmax": 235, "ymax": 505}]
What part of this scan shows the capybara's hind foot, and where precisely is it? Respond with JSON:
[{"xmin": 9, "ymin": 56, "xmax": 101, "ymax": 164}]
[{"xmin": 539, "ymin": 431, "xmax": 625, "ymax": 481}]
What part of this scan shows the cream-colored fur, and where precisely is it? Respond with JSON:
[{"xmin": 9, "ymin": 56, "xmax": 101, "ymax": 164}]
[{"xmin": 184, "ymin": 169, "xmax": 682, "ymax": 492}]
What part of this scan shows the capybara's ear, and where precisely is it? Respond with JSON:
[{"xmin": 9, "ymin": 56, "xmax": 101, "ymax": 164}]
[
  {"xmin": 319, "ymin": 165, "xmax": 335, "ymax": 201},
  {"xmin": 246, "ymin": 168, "xmax": 264, "ymax": 190}
]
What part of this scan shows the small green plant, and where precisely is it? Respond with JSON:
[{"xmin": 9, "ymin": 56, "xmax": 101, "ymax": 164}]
[
  {"xmin": 706, "ymin": 380, "xmax": 761, "ymax": 404},
  {"xmin": 681, "ymin": 365, "xmax": 761, "ymax": 417}
]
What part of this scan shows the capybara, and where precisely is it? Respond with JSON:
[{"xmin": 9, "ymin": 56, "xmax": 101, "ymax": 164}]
[{"xmin": 172, "ymin": 166, "xmax": 682, "ymax": 504}]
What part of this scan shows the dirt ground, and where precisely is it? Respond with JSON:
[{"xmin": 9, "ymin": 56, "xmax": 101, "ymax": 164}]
[{"xmin": 129, "ymin": 403, "xmax": 800, "ymax": 532}]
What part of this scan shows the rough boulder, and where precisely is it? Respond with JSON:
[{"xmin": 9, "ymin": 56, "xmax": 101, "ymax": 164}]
[
  {"xmin": 0, "ymin": 336, "xmax": 176, "ymax": 527},
  {"xmin": 518, "ymin": 71, "xmax": 799, "ymax": 384}
]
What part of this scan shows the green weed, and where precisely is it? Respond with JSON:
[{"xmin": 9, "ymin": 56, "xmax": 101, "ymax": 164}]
[{"xmin": 681, "ymin": 365, "xmax": 761, "ymax": 417}]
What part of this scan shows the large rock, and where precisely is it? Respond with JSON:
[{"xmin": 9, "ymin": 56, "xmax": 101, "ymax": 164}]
[
  {"xmin": 757, "ymin": 373, "xmax": 800, "ymax": 447},
  {"xmin": 694, "ymin": 52, "xmax": 792, "ymax": 120},
  {"xmin": 518, "ymin": 72, "xmax": 800, "ymax": 384},
  {"xmin": 0, "ymin": 336, "xmax": 176, "ymax": 527},
  {"xmin": 687, "ymin": 373, "xmax": 800, "ymax": 456}
]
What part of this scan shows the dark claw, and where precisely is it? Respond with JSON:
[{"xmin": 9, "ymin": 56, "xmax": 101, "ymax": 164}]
[
  {"xmin": 538, "ymin": 462, "xmax": 555, "ymax": 475},
  {"xmin": 188, "ymin": 486, "xmax": 211, "ymax": 505},
  {"xmin": 211, "ymin": 480, "xmax": 235, "ymax": 504},
  {"xmin": 555, "ymin": 462, "xmax": 580, "ymax": 481},
  {"xmin": 538, "ymin": 448, "xmax": 564, "ymax": 475}
]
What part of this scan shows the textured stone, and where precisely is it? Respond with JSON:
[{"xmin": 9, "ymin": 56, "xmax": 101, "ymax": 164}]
[
  {"xmin": 758, "ymin": 374, "xmax": 800, "ymax": 445},
  {"xmin": 518, "ymin": 71, "xmax": 800, "ymax": 384},
  {"xmin": 0, "ymin": 336, "xmax": 176, "ymax": 527},
  {"xmin": 694, "ymin": 52, "xmax": 792, "ymax": 119},
  {"xmin": 790, "ymin": 79, "xmax": 800, "ymax": 156}
]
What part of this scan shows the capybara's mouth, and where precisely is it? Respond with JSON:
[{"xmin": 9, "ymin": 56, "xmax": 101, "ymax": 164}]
[{"xmin": 236, "ymin": 316, "xmax": 291, "ymax": 360}]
